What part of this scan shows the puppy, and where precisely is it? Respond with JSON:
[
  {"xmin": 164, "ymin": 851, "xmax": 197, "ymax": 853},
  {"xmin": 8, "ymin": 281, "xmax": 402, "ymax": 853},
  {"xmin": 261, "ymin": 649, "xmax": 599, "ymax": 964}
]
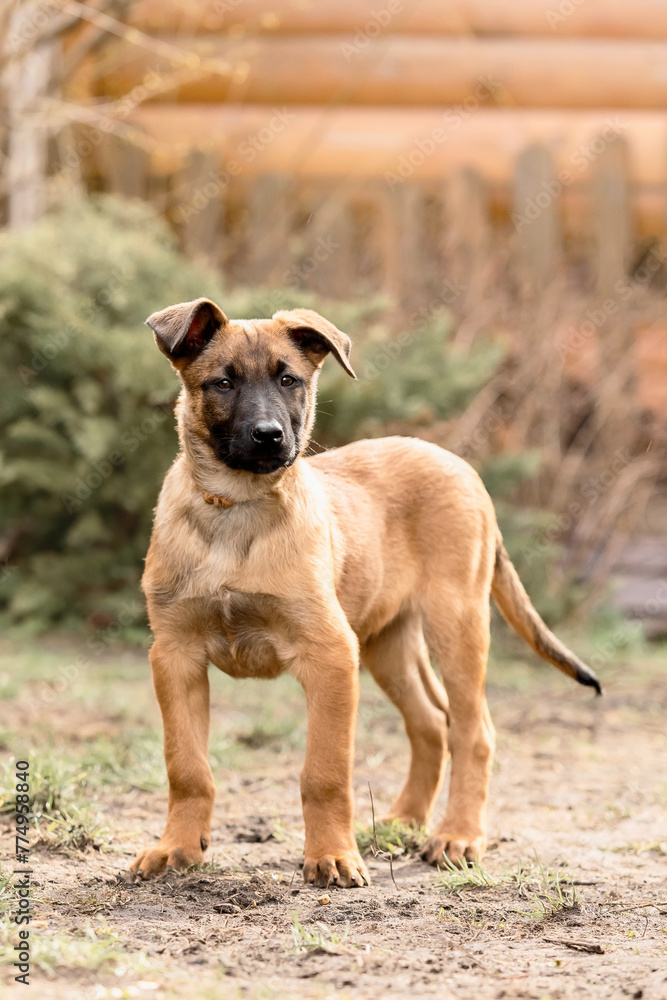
[{"xmin": 130, "ymin": 298, "xmax": 601, "ymax": 887}]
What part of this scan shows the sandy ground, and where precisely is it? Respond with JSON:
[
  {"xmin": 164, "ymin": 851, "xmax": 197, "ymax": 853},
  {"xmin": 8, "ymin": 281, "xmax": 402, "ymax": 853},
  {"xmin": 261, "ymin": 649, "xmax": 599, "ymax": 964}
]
[{"xmin": 0, "ymin": 636, "xmax": 666, "ymax": 999}]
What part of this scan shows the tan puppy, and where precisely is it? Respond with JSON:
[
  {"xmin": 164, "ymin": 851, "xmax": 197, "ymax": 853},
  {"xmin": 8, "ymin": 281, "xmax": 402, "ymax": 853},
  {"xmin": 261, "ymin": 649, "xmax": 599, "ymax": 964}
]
[{"xmin": 130, "ymin": 298, "xmax": 601, "ymax": 888}]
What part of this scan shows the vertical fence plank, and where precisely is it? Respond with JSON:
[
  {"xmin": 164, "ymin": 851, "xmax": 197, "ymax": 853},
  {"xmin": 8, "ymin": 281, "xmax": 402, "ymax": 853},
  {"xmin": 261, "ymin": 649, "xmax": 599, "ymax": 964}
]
[
  {"xmin": 588, "ymin": 133, "xmax": 635, "ymax": 378},
  {"xmin": 387, "ymin": 181, "xmax": 427, "ymax": 317},
  {"xmin": 586, "ymin": 133, "xmax": 638, "ymax": 524},
  {"xmin": 98, "ymin": 132, "xmax": 149, "ymax": 200},
  {"xmin": 512, "ymin": 143, "xmax": 562, "ymax": 294},
  {"xmin": 172, "ymin": 148, "xmax": 224, "ymax": 264},
  {"xmin": 350, "ymin": 181, "xmax": 390, "ymax": 296},
  {"xmin": 444, "ymin": 167, "xmax": 490, "ymax": 308},
  {"xmin": 297, "ymin": 186, "xmax": 354, "ymax": 299},
  {"xmin": 591, "ymin": 133, "xmax": 633, "ymax": 296}
]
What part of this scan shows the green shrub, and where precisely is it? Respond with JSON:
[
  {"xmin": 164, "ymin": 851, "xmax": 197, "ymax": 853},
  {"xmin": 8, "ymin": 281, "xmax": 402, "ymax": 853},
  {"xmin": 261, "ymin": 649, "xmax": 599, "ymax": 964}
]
[{"xmin": 0, "ymin": 196, "xmax": 220, "ymax": 630}]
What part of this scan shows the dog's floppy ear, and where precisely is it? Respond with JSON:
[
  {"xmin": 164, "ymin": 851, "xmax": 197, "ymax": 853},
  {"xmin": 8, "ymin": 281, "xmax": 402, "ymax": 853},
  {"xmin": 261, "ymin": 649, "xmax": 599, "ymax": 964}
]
[
  {"xmin": 274, "ymin": 308, "xmax": 356, "ymax": 379},
  {"xmin": 145, "ymin": 298, "xmax": 228, "ymax": 364}
]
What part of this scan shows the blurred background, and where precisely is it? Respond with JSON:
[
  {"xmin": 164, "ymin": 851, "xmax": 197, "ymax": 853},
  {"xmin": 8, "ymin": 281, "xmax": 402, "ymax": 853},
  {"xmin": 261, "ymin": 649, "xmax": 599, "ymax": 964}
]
[{"xmin": 1, "ymin": 0, "xmax": 667, "ymax": 644}]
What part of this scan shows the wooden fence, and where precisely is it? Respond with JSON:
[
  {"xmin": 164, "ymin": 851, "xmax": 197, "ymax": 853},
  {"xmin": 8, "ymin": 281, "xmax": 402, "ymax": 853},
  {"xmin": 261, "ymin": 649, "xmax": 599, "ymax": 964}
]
[{"xmin": 88, "ymin": 129, "xmax": 659, "ymax": 297}]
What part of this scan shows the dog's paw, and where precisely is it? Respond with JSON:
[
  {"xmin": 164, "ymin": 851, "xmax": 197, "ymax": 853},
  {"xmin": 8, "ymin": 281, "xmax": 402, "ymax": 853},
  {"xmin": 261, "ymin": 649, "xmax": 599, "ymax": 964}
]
[
  {"xmin": 303, "ymin": 850, "xmax": 370, "ymax": 888},
  {"xmin": 130, "ymin": 840, "xmax": 205, "ymax": 879},
  {"xmin": 420, "ymin": 830, "xmax": 486, "ymax": 867}
]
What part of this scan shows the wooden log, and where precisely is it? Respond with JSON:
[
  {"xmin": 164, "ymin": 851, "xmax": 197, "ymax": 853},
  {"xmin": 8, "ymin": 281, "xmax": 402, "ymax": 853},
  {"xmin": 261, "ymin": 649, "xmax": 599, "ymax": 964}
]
[
  {"xmin": 86, "ymin": 37, "xmax": 667, "ymax": 110},
  {"xmin": 128, "ymin": 0, "xmax": 667, "ymax": 40},
  {"xmin": 126, "ymin": 105, "xmax": 666, "ymax": 183},
  {"xmin": 512, "ymin": 144, "xmax": 562, "ymax": 294},
  {"xmin": 123, "ymin": 106, "xmax": 667, "ymax": 238}
]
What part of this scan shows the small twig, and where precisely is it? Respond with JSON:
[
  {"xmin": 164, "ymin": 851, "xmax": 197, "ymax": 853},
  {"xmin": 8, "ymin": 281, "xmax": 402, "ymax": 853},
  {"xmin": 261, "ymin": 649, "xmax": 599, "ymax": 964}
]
[
  {"xmin": 367, "ymin": 781, "xmax": 400, "ymax": 890},
  {"xmin": 543, "ymin": 938, "xmax": 605, "ymax": 955},
  {"xmin": 460, "ymin": 947, "xmax": 491, "ymax": 972},
  {"xmin": 605, "ymin": 900, "xmax": 667, "ymax": 912},
  {"xmin": 368, "ymin": 782, "xmax": 378, "ymax": 854},
  {"xmin": 289, "ymin": 868, "xmax": 299, "ymax": 889},
  {"xmin": 387, "ymin": 851, "xmax": 398, "ymax": 892}
]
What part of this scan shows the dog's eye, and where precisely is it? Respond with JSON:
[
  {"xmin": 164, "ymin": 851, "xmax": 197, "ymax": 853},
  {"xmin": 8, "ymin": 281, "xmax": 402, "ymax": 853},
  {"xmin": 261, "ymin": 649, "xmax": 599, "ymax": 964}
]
[
  {"xmin": 280, "ymin": 375, "xmax": 296, "ymax": 387},
  {"xmin": 214, "ymin": 379, "xmax": 232, "ymax": 391}
]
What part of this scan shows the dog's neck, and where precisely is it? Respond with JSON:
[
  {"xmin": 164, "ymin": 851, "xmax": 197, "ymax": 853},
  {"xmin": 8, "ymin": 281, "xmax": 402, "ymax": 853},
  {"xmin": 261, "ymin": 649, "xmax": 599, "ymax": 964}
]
[{"xmin": 178, "ymin": 408, "xmax": 300, "ymax": 508}]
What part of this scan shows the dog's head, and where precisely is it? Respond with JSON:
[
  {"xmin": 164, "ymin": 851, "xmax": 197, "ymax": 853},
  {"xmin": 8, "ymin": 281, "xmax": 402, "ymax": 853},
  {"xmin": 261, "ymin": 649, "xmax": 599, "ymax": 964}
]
[{"xmin": 146, "ymin": 298, "xmax": 355, "ymax": 475}]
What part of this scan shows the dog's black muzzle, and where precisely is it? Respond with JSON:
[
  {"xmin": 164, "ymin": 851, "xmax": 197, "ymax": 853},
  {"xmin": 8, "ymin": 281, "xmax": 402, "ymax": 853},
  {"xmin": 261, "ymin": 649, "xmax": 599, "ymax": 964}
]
[{"xmin": 214, "ymin": 418, "xmax": 296, "ymax": 474}]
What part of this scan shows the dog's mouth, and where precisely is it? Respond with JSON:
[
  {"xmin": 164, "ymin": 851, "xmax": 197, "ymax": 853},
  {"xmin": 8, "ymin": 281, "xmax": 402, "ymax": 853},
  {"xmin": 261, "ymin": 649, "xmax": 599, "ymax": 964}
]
[
  {"xmin": 229, "ymin": 454, "xmax": 293, "ymax": 475},
  {"xmin": 213, "ymin": 445, "xmax": 296, "ymax": 476}
]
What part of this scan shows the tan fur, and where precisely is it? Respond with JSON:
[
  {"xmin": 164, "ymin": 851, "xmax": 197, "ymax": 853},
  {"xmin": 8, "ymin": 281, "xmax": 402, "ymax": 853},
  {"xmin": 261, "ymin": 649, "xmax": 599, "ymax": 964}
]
[{"xmin": 130, "ymin": 301, "xmax": 600, "ymax": 888}]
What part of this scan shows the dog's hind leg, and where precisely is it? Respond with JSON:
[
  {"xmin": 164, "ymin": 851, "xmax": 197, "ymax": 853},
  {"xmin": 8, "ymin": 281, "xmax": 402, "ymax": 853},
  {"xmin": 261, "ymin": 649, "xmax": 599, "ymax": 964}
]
[
  {"xmin": 130, "ymin": 640, "xmax": 215, "ymax": 879},
  {"xmin": 362, "ymin": 610, "xmax": 449, "ymax": 828},
  {"xmin": 419, "ymin": 598, "xmax": 495, "ymax": 866}
]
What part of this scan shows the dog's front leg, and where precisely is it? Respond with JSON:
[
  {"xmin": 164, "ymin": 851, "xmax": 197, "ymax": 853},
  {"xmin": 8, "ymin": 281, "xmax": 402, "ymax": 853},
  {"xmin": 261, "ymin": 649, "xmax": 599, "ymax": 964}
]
[
  {"xmin": 297, "ymin": 632, "xmax": 369, "ymax": 888},
  {"xmin": 131, "ymin": 641, "xmax": 215, "ymax": 878}
]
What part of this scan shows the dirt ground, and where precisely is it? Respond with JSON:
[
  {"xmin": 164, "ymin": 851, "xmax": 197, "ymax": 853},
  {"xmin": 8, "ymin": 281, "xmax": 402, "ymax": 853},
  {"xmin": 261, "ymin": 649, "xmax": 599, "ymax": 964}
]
[{"xmin": 0, "ymin": 634, "xmax": 666, "ymax": 999}]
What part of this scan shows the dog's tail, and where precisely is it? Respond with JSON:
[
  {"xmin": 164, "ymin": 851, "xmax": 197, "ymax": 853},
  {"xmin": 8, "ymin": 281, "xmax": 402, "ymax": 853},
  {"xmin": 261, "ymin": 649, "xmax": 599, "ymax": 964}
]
[{"xmin": 491, "ymin": 534, "xmax": 602, "ymax": 695}]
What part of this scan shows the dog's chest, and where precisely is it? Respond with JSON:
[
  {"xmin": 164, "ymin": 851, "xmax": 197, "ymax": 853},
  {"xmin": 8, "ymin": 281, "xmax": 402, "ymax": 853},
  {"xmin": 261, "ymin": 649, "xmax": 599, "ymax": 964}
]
[
  {"xmin": 147, "ymin": 496, "xmax": 327, "ymax": 679},
  {"xmin": 200, "ymin": 589, "xmax": 299, "ymax": 680}
]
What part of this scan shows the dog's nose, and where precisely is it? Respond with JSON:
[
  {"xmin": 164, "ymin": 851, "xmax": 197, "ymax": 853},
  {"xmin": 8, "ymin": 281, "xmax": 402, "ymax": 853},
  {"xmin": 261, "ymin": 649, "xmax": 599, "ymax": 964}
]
[{"xmin": 251, "ymin": 420, "xmax": 284, "ymax": 446}]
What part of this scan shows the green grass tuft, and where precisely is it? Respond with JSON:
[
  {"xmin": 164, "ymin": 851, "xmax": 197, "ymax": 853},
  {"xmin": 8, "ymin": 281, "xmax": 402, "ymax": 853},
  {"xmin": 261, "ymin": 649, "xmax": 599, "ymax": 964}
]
[
  {"xmin": 436, "ymin": 852, "xmax": 580, "ymax": 920},
  {"xmin": 436, "ymin": 857, "xmax": 507, "ymax": 891},
  {"xmin": 291, "ymin": 914, "xmax": 350, "ymax": 954},
  {"xmin": 33, "ymin": 805, "xmax": 111, "ymax": 855},
  {"xmin": 356, "ymin": 818, "xmax": 426, "ymax": 856}
]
